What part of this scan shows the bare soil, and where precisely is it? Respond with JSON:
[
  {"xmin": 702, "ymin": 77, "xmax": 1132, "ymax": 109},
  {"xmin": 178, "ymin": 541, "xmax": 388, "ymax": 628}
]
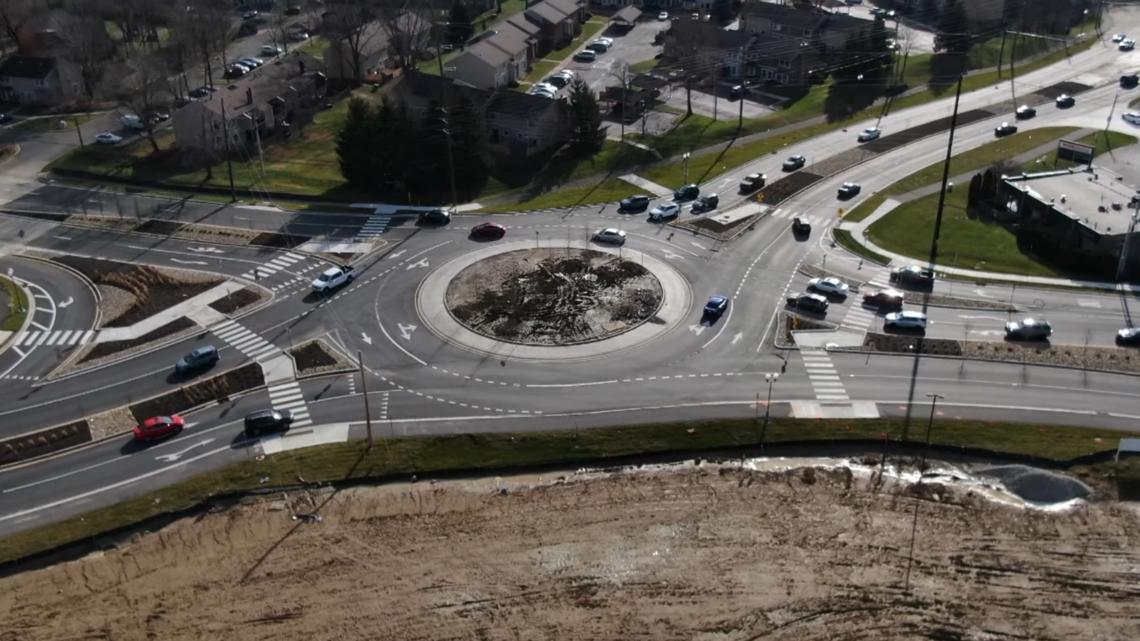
[
  {"xmin": 289, "ymin": 339, "xmax": 352, "ymax": 376},
  {"xmin": 446, "ymin": 248, "xmax": 663, "ymax": 345},
  {"xmin": 208, "ymin": 287, "xmax": 264, "ymax": 315},
  {"xmin": 3, "ymin": 464, "xmax": 1138, "ymax": 640},
  {"xmin": 53, "ymin": 256, "xmax": 221, "ymax": 327}
]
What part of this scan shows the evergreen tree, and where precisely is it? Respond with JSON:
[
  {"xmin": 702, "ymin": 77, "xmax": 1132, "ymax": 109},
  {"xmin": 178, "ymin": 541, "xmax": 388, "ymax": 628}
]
[
  {"xmin": 868, "ymin": 16, "xmax": 889, "ymax": 58},
  {"xmin": 370, "ymin": 96, "xmax": 415, "ymax": 191},
  {"xmin": 935, "ymin": 0, "xmax": 971, "ymax": 54},
  {"xmin": 447, "ymin": 95, "xmax": 489, "ymax": 192},
  {"xmin": 336, "ymin": 97, "xmax": 374, "ymax": 188},
  {"xmin": 567, "ymin": 78, "xmax": 605, "ymax": 156}
]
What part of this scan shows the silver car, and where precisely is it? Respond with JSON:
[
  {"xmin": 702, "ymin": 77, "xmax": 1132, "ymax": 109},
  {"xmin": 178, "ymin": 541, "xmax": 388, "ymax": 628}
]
[
  {"xmin": 807, "ymin": 277, "xmax": 849, "ymax": 297},
  {"xmin": 885, "ymin": 311, "xmax": 927, "ymax": 330}
]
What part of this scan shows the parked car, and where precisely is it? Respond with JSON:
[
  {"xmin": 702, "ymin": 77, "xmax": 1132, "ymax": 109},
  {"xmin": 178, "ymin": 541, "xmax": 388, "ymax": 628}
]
[
  {"xmin": 690, "ymin": 193, "xmax": 719, "ymax": 213},
  {"xmin": 311, "ymin": 266, "xmax": 355, "ymax": 293},
  {"xmin": 1015, "ymin": 105, "xmax": 1036, "ymax": 119},
  {"xmin": 133, "ymin": 415, "xmax": 186, "ymax": 442},
  {"xmin": 244, "ymin": 409, "xmax": 294, "ymax": 438},
  {"xmin": 619, "ymin": 194, "xmax": 651, "ymax": 212},
  {"xmin": 240, "ymin": 10, "xmax": 258, "ymax": 20},
  {"xmin": 188, "ymin": 85, "xmax": 216, "ymax": 99},
  {"xmin": 288, "ymin": 30, "xmax": 310, "ymax": 42},
  {"xmin": 175, "ymin": 345, "xmax": 219, "ymax": 374},
  {"xmin": 994, "ymin": 122, "xmax": 1018, "ymax": 137},
  {"xmin": 285, "ymin": 5, "xmax": 301, "ymax": 15},
  {"xmin": 1055, "ymin": 94, "xmax": 1076, "ymax": 108},
  {"xmin": 530, "ymin": 85, "xmax": 556, "ymax": 98},
  {"xmin": 418, "ymin": 209, "xmax": 451, "ymax": 226},
  {"xmin": 807, "ymin": 277, "xmax": 849, "ymax": 297},
  {"xmin": 1121, "ymin": 38, "xmax": 1136, "ymax": 51},
  {"xmin": 573, "ymin": 50, "xmax": 597, "ymax": 63},
  {"xmin": 857, "ymin": 127, "xmax": 881, "ymax": 142},
  {"xmin": 94, "ymin": 132, "xmax": 122, "ymax": 144},
  {"xmin": 729, "ymin": 84, "xmax": 745, "ymax": 99},
  {"xmin": 1117, "ymin": 327, "xmax": 1140, "ymax": 346},
  {"xmin": 120, "ymin": 114, "xmax": 146, "ymax": 130},
  {"xmin": 782, "ymin": 155, "xmax": 806, "ymax": 171},
  {"xmin": 545, "ymin": 74, "xmax": 568, "ymax": 88},
  {"xmin": 786, "ymin": 293, "xmax": 828, "ymax": 314},
  {"xmin": 739, "ymin": 173, "xmax": 766, "ymax": 193},
  {"xmin": 224, "ymin": 63, "xmax": 250, "ymax": 78},
  {"xmin": 1113, "ymin": 33, "xmax": 1128, "ymax": 43},
  {"xmin": 469, "ymin": 222, "xmax": 506, "ymax": 240},
  {"xmin": 648, "ymin": 202, "xmax": 681, "ymax": 221},
  {"xmin": 261, "ymin": 45, "xmax": 283, "ymax": 57},
  {"xmin": 885, "ymin": 311, "xmax": 928, "ymax": 331},
  {"xmin": 557, "ymin": 69, "xmax": 575, "ymax": 82},
  {"xmin": 674, "ymin": 183, "xmax": 699, "ymax": 201},
  {"xmin": 237, "ymin": 57, "xmax": 264, "ymax": 69},
  {"xmin": 890, "ymin": 264, "xmax": 935, "ymax": 289},
  {"xmin": 862, "ymin": 288, "xmax": 904, "ymax": 311},
  {"xmin": 1123, "ymin": 112, "xmax": 1140, "ymax": 125},
  {"xmin": 1005, "ymin": 318, "xmax": 1053, "ymax": 341},
  {"xmin": 0, "ymin": 113, "xmax": 9, "ymax": 123},
  {"xmin": 593, "ymin": 228, "xmax": 627, "ymax": 245},
  {"xmin": 238, "ymin": 21, "xmax": 258, "ymax": 37},
  {"xmin": 1121, "ymin": 73, "xmax": 1139, "ymax": 88},
  {"xmin": 791, "ymin": 217, "xmax": 811, "ymax": 236},
  {"xmin": 837, "ymin": 182, "xmax": 862, "ymax": 199},
  {"xmin": 703, "ymin": 295, "xmax": 729, "ymax": 320},
  {"xmin": 658, "ymin": 11, "xmax": 669, "ymax": 20}
]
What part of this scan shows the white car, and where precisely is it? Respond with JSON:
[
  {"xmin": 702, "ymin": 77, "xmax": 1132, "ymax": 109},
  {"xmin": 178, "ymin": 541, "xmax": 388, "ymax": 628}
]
[
  {"xmin": 95, "ymin": 132, "xmax": 122, "ymax": 144},
  {"xmin": 593, "ymin": 228, "xmax": 627, "ymax": 245},
  {"xmin": 533, "ymin": 82, "xmax": 559, "ymax": 94},
  {"xmin": 648, "ymin": 202, "xmax": 680, "ymax": 221},
  {"xmin": 807, "ymin": 277, "xmax": 849, "ymax": 297},
  {"xmin": 594, "ymin": 36, "xmax": 614, "ymax": 47},
  {"xmin": 530, "ymin": 86, "xmax": 556, "ymax": 98},
  {"xmin": 1121, "ymin": 39, "xmax": 1136, "ymax": 51},
  {"xmin": 857, "ymin": 127, "xmax": 881, "ymax": 142},
  {"xmin": 558, "ymin": 69, "xmax": 575, "ymax": 81},
  {"xmin": 260, "ymin": 45, "xmax": 283, "ymax": 56},
  {"xmin": 885, "ymin": 311, "xmax": 928, "ymax": 330},
  {"xmin": 1123, "ymin": 112, "xmax": 1140, "ymax": 125},
  {"xmin": 1113, "ymin": 33, "xmax": 1128, "ymax": 43},
  {"xmin": 658, "ymin": 11, "xmax": 669, "ymax": 20}
]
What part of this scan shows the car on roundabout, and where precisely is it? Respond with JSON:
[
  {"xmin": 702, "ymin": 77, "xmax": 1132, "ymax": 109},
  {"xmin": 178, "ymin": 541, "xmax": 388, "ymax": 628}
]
[
  {"xmin": 857, "ymin": 127, "xmax": 881, "ymax": 142},
  {"xmin": 1055, "ymin": 94, "xmax": 1076, "ymax": 108},
  {"xmin": 674, "ymin": 183, "xmax": 700, "ymax": 201},
  {"xmin": 837, "ymin": 182, "xmax": 861, "ymax": 199},
  {"xmin": 884, "ymin": 311, "xmax": 927, "ymax": 331},
  {"xmin": 783, "ymin": 155, "xmax": 806, "ymax": 171},
  {"xmin": 703, "ymin": 295, "xmax": 729, "ymax": 320},
  {"xmin": 1121, "ymin": 38, "xmax": 1136, "ymax": 51},
  {"xmin": 862, "ymin": 288, "xmax": 904, "ymax": 311},
  {"xmin": 1005, "ymin": 318, "xmax": 1053, "ymax": 341},
  {"xmin": 807, "ymin": 277, "xmax": 849, "ymax": 297},
  {"xmin": 133, "ymin": 415, "xmax": 186, "ymax": 442},
  {"xmin": 619, "ymin": 194, "xmax": 651, "ymax": 212},
  {"xmin": 1117, "ymin": 327, "xmax": 1140, "ymax": 346},
  {"xmin": 792, "ymin": 217, "xmax": 811, "ymax": 236},
  {"xmin": 739, "ymin": 173, "xmax": 766, "ymax": 193},
  {"xmin": 994, "ymin": 122, "xmax": 1018, "ymax": 137},
  {"xmin": 1015, "ymin": 105, "xmax": 1036, "ymax": 119},
  {"xmin": 418, "ymin": 209, "xmax": 451, "ymax": 226},
  {"xmin": 648, "ymin": 202, "xmax": 680, "ymax": 222},
  {"xmin": 658, "ymin": 11, "xmax": 669, "ymax": 20},
  {"xmin": 470, "ymin": 222, "xmax": 506, "ymax": 240},
  {"xmin": 786, "ymin": 293, "xmax": 828, "ymax": 314},
  {"xmin": 1122, "ymin": 74, "xmax": 1139, "ymax": 88},
  {"xmin": 1113, "ymin": 33, "xmax": 1128, "ymax": 43},
  {"xmin": 592, "ymin": 228, "xmax": 627, "ymax": 245},
  {"xmin": 890, "ymin": 264, "xmax": 935, "ymax": 289}
]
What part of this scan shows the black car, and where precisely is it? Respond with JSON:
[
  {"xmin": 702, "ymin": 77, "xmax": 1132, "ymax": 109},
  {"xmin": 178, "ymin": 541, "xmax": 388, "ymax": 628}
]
[
  {"xmin": 238, "ymin": 21, "xmax": 258, "ymax": 37},
  {"xmin": 1055, "ymin": 94, "xmax": 1075, "ymax": 108},
  {"xmin": 1116, "ymin": 327, "xmax": 1140, "ymax": 346},
  {"xmin": 994, "ymin": 122, "xmax": 1018, "ymax": 137},
  {"xmin": 418, "ymin": 209, "xmax": 451, "ymax": 226},
  {"xmin": 674, "ymin": 183, "xmax": 700, "ymax": 201},
  {"xmin": 244, "ymin": 409, "xmax": 294, "ymax": 437},
  {"xmin": 469, "ymin": 222, "xmax": 506, "ymax": 240},
  {"xmin": 188, "ymin": 85, "xmax": 216, "ymax": 99},
  {"xmin": 690, "ymin": 193, "xmax": 719, "ymax": 213},
  {"xmin": 792, "ymin": 217, "xmax": 811, "ymax": 236},
  {"xmin": 175, "ymin": 345, "xmax": 219, "ymax": 375},
  {"xmin": 739, "ymin": 173, "xmax": 766, "ymax": 194},
  {"xmin": 1014, "ymin": 105, "xmax": 1036, "ymax": 119},
  {"xmin": 729, "ymin": 84, "xmax": 745, "ymax": 99},
  {"xmin": 783, "ymin": 155, "xmax": 806, "ymax": 171},
  {"xmin": 1122, "ymin": 74, "xmax": 1139, "ymax": 89},
  {"xmin": 890, "ymin": 265, "xmax": 935, "ymax": 289},
  {"xmin": 837, "ymin": 182, "xmax": 861, "ymax": 199},
  {"xmin": 787, "ymin": 293, "xmax": 829, "ymax": 314},
  {"xmin": 619, "ymin": 194, "xmax": 651, "ymax": 212}
]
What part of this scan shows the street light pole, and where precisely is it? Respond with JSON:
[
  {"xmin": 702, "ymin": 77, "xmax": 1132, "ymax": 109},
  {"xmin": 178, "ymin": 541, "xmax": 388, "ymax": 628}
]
[
  {"xmin": 905, "ymin": 391, "xmax": 944, "ymax": 593},
  {"xmin": 358, "ymin": 350, "xmax": 373, "ymax": 449},
  {"xmin": 682, "ymin": 152, "xmax": 691, "ymax": 184},
  {"xmin": 761, "ymin": 372, "xmax": 779, "ymax": 451}
]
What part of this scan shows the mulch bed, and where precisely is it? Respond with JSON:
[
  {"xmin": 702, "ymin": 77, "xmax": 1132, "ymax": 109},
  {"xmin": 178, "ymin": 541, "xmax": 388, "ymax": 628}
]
[
  {"xmin": 53, "ymin": 256, "xmax": 221, "ymax": 327},
  {"xmin": 79, "ymin": 317, "xmax": 195, "ymax": 363},
  {"xmin": 208, "ymin": 287, "xmax": 261, "ymax": 315},
  {"xmin": 290, "ymin": 340, "xmax": 339, "ymax": 374},
  {"xmin": 134, "ymin": 220, "xmax": 186, "ymax": 235},
  {"xmin": 753, "ymin": 171, "xmax": 823, "ymax": 207},
  {"xmin": 129, "ymin": 363, "xmax": 265, "ymax": 423},
  {"xmin": 0, "ymin": 420, "xmax": 91, "ymax": 466},
  {"xmin": 863, "ymin": 332, "xmax": 964, "ymax": 357},
  {"xmin": 250, "ymin": 232, "xmax": 312, "ymax": 249}
]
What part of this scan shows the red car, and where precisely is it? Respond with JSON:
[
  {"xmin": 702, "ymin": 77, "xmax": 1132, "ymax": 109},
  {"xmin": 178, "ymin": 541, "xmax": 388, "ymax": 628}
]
[
  {"xmin": 133, "ymin": 415, "xmax": 185, "ymax": 442},
  {"xmin": 469, "ymin": 222, "xmax": 506, "ymax": 240}
]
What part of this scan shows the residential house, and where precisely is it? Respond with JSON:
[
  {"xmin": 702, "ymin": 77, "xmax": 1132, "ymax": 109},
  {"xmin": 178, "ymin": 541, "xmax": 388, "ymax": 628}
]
[
  {"xmin": 739, "ymin": 1, "xmax": 872, "ymax": 52},
  {"xmin": 172, "ymin": 53, "xmax": 326, "ymax": 158},
  {"xmin": 0, "ymin": 55, "xmax": 84, "ymax": 106},
  {"xmin": 447, "ymin": 17, "xmax": 537, "ymax": 90},
  {"xmin": 325, "ymin": 12, "xmax": 433, "ymax": 81},
  {"xmin": 394, "ymin": 71, "xmax": 568, "ymax": 159},
  {"xmin": 724, "ymin": 34, "xmax": 825, "ymax": 86},
  {"xmin": 524, "ymin": 0, "xmax": 585, "ymax": 55}
]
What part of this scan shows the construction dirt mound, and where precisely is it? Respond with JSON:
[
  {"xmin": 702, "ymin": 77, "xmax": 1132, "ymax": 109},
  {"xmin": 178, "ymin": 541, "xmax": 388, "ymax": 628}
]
[{"xmin": 3, "ymin": 462, "xmax": 1139, "ymax": 640}]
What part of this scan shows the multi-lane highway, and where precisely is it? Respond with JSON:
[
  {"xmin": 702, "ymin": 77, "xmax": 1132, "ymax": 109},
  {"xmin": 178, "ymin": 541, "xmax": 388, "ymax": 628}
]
[{"xmin": 2, "ymin": 7, "xmax": 1140, "ymax": 539}]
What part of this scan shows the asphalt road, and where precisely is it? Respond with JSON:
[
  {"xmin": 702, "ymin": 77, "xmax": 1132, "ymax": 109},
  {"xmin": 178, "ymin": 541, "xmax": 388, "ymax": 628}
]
[{"xmin": 2, "ymin": 7, "xmax": 1140, "ymax": 538}]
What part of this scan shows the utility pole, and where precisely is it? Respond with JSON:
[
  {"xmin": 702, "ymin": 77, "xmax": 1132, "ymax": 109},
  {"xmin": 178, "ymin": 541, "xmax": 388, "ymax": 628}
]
[
  {"xmin": 711, "ymin": 63, "xmax": 718, "ymax": 120},
  {"xmin": 737, "ymin": 45, "xmax": 745, "ymax": 131},
  {"xmin": 1106, "ymin": 94, "xmax": 1119, "ymax": 135},
  {"xmin": 73, "ymin": 117, "xmax": 84, "ymax": 147},
  {"xmin": 1116, "ymin": 204, "xmax": 1140, "ymax": 282},
  {"xmin": 761, "ymin": 372, "xmax": 779, "ymax": 452},
  {"xmin": 904, "ymin": 392, "xmax": 944, "ymax": 594},
  {"xmin": 927, "ymin": 74, "xmax": 963, "ymax": 268},
  {"xmin": 619, "ymin": 63, "xmax": 628, "ymax": 142},
  {"xmin": 682, "ymin": 151, "xmax": 691, "ymax": 184},
  {"xmin": 996, "ymin": 30, "xmax": 1007, "ymax": 78},
  {"xmin": 219, "ymin": 97, "xmax": 236, "ymax": 201},
  {"xmin": 358, "ymin": 350, "xmax": 373, "ymax": 448},
  {"xmin": 1009, "ymin": 32, "xmax": 1018, "ymax": 111},
  {"xmin": 434, "ymin": 22, "xmax": 459, "ymax": 211}
]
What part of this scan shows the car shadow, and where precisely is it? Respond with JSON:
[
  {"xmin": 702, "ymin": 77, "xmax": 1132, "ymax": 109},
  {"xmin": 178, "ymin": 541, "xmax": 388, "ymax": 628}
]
[
  {"xmin": 120, "ymin": 437, "xmax": 156, "ymax": 455},
  {"xmin": 883, "ymin": 326, "xmax": 926, "ymax": 336},
  {"xmin": 165, "ymin": 368, "xmax": 215, "ymax": 384}
]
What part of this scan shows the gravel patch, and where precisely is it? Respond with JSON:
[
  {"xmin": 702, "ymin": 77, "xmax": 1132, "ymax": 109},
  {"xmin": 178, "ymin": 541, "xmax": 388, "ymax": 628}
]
[
  {"xmin": 94, "ymin": 285, "xmax": 136, "ymax": 329},
  {"xmin": 86, "ymin": 406, "xmax": 138, "ymax": 441}
]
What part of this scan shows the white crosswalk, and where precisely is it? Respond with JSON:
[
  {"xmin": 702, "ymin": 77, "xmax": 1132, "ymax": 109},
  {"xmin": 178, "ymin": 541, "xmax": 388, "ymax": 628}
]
[
  {"xmin": 14, "ymin": 329, "xmax": 95, "ymax": 348},
  {"xmin": 767, "ymin": 209, "xmax": 834, "ymax": 228},
  {"xmin": 356, "ymin": 212, "xmax": 393, "ymax": 238},
  {"xmin": 267, "ymin": 380, "xmax": 312, "ymax": 428},
  {"xmin": 240, "ymin": 252, "xmax": 328, "ymax": 292},
  {"xmin": 801, "ymin": 349, "xmax": 850, "ymax": 402},
  {"xmin": 210, "ymin": 320, "xmax": 280, "ymax": 360},
  {"xmin": 840, "ymin": 304, "xmax": 878, "ymax": 332},
  {"xmin": 865, "ymin": 269, "xmax": 892, "ymax": 290},
  {"xmin": 240, "ymin": 252, "xmax": 305, "ymax": 281}
]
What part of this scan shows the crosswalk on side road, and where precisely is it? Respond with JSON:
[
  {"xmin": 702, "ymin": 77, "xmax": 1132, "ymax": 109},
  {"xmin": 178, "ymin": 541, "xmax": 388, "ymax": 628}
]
[
  {"xmin": 801, "ymin": 349, "xmax": 850, "ymax": 402},
  {"xmin": 766, "ymin": 209, "xmax": 835, "ymax": 229},
  {"xmin": 210, "ymin": 320, "xmax": 280, "ymax": 361},
  {"xmin": 356, "ymin": 211, "xmax": 393, "ymax": 238},
  {"xmin": 14, "ymin": 329, "xmax": 95, "ymax": 347},
  {"xmin": 267, "ymin": 380, "xmax": 312, "ymax": 428}
]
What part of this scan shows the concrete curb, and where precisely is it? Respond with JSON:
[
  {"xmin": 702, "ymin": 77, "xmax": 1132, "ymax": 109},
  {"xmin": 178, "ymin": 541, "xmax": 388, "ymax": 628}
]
[
  {"xmin": 0, "ymin": 274, "xmax": 35, "ymax": 355},
  {"xmin": 12, "ymin": 254, "xmax": 102, "ymax": 375},
  {"xmin": 827, "ymin": 343, "xmax": 1140, "ymax": 379},
  {"xmin": 0, "ymin": 143, "xmax": 21, "ymax": 169}
]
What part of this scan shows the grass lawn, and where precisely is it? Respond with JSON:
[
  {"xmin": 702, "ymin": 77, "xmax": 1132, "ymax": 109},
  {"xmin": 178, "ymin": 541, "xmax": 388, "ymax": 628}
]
[
  {"xmin": 1021, "ymin": 130, "xmax": 1138, "ymax": 171},
  {"xmin": 866, "ymin": 188, "xmax": 1063, "ymax": 277},
  {"xmin": 295, "ymin": 35, "xmax": 330, "ymax": 60},
  {"xmin": 844, "ymin": 126, "xmax": 1080, "ymax": 223},
  {"xmin": 521, "ymin": 59, "xmax": 560, "ymax": 85},
  {"xmin": 479, "ymin": 175, "xmax": 633, "ymax": 212},
  {"xmin": 629, "ymin": 57, "xmax": 660, "ymax": 74},
  {"xmin": 2, "ymin": 416, "xmax": 1135, "ymax": 565},
  {"xmin": 12, "ymin": 111, "xmax": 101, "ymax": 134},
  {"xmin": 1, "ymin": 275, "xmax": 29, "ymax": 332},
  {"xmin": 833, "ymin": 228, "xmax": 891, "ymax": 265}
]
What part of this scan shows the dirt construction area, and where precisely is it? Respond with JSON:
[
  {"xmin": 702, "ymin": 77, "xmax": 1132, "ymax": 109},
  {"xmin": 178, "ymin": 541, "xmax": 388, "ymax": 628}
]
[{"xmin": 3, "ymin": 462, "xmax": 1140, "ymax": 640}]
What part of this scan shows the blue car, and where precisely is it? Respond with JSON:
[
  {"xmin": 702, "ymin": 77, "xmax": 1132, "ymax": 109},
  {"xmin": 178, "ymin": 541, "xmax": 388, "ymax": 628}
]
[{"xmin": 704, "ymin": 295, "xmax": 729, "ymax": 319}]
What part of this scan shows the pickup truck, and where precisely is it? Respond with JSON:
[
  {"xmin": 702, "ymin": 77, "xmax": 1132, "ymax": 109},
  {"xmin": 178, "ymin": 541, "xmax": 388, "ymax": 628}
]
[{"xmin": 311, "ymin": 266, "xmax": 355, "ymax": 293}]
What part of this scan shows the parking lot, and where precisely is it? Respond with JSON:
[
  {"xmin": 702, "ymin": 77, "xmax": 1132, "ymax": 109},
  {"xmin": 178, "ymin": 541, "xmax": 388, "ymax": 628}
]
[{"xmin": 562, "ymin": 17, "xmax": 671, "ymax": 93}]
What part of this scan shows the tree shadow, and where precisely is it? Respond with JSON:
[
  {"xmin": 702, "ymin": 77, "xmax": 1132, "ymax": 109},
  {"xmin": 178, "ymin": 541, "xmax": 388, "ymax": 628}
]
[{"xmin": 927, "ymin": 54, "xmax": 968, "ymax": 95}]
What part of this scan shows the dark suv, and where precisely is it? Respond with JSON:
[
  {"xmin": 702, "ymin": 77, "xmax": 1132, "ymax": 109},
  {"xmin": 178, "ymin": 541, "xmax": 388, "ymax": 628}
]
[
  {"xmin": 619, "ymin": 194, "xmax": 651, "ymax": 212},
  {"xmin": 890, "ymin": 265, "xmax": 935, "ymax": 290},
  {"xmin": 674, "ymin": 183, "xmax": 700, "ymax": 201},
  {"xmin": 418, "ymin": 209, "xmax": 451, "ymax": 226},
  {"xmin": 175, "ymin": 345, "xmax": 219, "ymax": 375},
  {"xmin": 244, "ymin": 409, "xmax": 294, "ymax": 437},
  {"xmin": 1122, "ymin": 73, "xmax": 1139, "ymax": 88}
]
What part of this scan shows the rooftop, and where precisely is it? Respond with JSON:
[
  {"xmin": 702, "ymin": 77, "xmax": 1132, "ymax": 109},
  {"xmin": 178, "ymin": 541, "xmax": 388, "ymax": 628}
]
[
  {"xmin": 199, "ymin": 52, "xmax": 323, "ymax": 117},
  {"xmin": 1007, "ymin": 167, "xmax": 1140, "ymax": 236},
  {"xmin": 0, "ymin": 55, "xmax": 55, "ymax": 80}
]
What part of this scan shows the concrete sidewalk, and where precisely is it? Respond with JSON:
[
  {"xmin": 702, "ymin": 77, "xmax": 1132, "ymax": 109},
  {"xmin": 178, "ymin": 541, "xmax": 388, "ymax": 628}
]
[
  {"xmin": 96, "ymin": 281, "xmax": 245, "ymax": 342},
  {"xmin": 619, "ymin": 173, "xmax": 674, "ymax": 198}
]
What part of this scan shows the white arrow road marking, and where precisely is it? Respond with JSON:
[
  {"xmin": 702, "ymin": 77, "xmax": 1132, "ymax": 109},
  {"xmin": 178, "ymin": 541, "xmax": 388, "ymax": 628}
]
[
  {"xmin": 406, "ymin": 258, "xmax": 429, "ymax": 270},
  {"xmin": 969, "ymin": 329, "xmax": 1005, "ymax": 336},
  {"xmin": 956, "ymin": 314, "xmax": 1007, "ymax": 321},
  {"xmin": 972, "ymin": 288, "xmax": 994, "ymax": 299},
  {"xmin": 154, "ymin": 438, "xmax": 216, "ymax": 463},
  {"xmin": 688, "ymin": 324, "xmax": 707, "ymax": 336},
  {"xmin": 662, "ymin": 250, "xmax": 685, "ymax": 260},
  {"xmin": 731, "ymin": 332, "xmax": 743, "ymax": 345},
  {"xmin": 58, "ymin": 296, "xmax": 73, "ymax": 308},
  {"xmin": 361, "ymin": 332, "xmax": 372, "ymax": 345},
  {"xmin": 170, "ymin": 258, "xmax": 208, "ymax": 265},
  {"xmin": 398, "ymin": 323, "xmax": 417, "ymax": 340},
  {"xmin": 388, "ymin": 250, "xmax": 406, "ymax": 260},
  {"xmin": 187, "ymin": 246, "xmax": 225, "ymax": 254},
  {"xmin": 690, "ymin": 241, "xmax": 707, "ymax": 250},
  {"xmin": 53, "ymin": 235, "xmax": 73, "ymax": 241}
]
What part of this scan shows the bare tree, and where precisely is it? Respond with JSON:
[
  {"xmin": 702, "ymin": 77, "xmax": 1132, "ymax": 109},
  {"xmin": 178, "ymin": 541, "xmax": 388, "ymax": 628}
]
[
  {"xmin": 267, "ymin": 10, "xmax": 294, "ymax": 54},
  {"xmin": 57, "ymin": 1, "xmax": 116, "ymax": 99},
  {"xmin": 100, "ymin": 0, "xmax": 169, "ymax": 53},
  {"xmin": 0, "ymin": 0, "xmax": 37, "ymax": 55},
  {"xmin": 180, "ymin": 0, "xmax": 235, "ymax": 91},
  {"xmin": 324, "ymin": 0, "xmax": 381, "ymax": 85},
  {"xmin": 98, "ymin": 52, "xmax": 173, "ymax": 152},
  {"xmin": 376, "ymin": 0, "xmax": 433, "ymax": 69},
  {"xmin": 301, "ymin": 0, "xmax": 325, "ymax": 34}
]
